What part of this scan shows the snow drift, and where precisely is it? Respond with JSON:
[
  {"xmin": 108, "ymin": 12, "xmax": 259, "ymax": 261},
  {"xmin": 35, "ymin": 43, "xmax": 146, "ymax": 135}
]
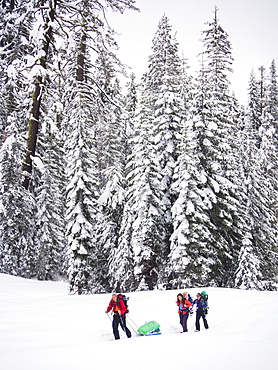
[{"xmin": 0, "ymin": 273, "xmax": 277, "ymax": 370}]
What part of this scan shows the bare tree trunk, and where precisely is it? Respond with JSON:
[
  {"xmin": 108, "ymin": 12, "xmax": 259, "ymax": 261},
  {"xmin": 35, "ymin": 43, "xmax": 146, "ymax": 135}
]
[
  {"xmin": 76, "ymin": 32, "xmax": 87, "ymax": 82},
  {"xmin": 22, "ymin": 2, "xmax": 56, "ymax": 189}
]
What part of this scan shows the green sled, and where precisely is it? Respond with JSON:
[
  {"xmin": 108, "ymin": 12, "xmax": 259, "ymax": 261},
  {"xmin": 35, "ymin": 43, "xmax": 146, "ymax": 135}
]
[{"xmin": 137, "ymin": 321, "xmax": 160, "ymax": 335}]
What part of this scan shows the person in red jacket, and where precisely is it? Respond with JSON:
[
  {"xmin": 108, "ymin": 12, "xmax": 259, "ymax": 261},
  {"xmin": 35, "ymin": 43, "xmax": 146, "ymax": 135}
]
[
  {"xmin": 176, "ymin": 292, "xmax": 192, "ymax": 333},
  {"xmin": 105, "ymin": 293, "xmax": 131, "ymax": 340}
]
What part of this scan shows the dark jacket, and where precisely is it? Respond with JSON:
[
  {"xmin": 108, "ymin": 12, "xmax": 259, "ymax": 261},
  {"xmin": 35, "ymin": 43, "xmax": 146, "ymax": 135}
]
[{"xmin": 193, "ymin": 297, "xmax": 208, "ymax": 310}]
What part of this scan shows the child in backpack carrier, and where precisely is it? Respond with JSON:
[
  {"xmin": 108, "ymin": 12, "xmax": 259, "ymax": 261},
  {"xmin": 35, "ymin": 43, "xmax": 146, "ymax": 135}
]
[
  {"xmin": 201, "ymin": 291, "xmax": 209, "ymax": 315},
  {"xmin": 105, "ymin": 293, "xmax": 131, "ymax": 340}
]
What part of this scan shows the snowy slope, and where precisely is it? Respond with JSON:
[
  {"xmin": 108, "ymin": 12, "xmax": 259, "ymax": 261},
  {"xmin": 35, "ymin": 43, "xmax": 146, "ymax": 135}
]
[{"xmin": 0, "ymin": 273, "xmax": 277, "ymax": 370}]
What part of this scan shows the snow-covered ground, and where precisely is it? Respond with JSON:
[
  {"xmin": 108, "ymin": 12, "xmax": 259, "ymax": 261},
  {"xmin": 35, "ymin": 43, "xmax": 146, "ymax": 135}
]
[{"xmin": 0, "ymin": 273, "xmax": 277, "ymax": 370}]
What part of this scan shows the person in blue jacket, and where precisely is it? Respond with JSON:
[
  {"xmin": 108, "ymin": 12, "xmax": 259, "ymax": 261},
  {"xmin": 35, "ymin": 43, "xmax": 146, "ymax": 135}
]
[{"xmin": 193, "ymin": 293, "xmax": 209, "ymax": 331}]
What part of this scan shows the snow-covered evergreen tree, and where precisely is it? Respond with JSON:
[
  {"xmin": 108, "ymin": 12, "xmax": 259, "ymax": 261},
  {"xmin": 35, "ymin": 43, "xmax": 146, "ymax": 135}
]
[
  {"xmin": 0, "ymin": 119, "xmax": 37, "ymax": 277},
  {"xmin": 63, "ymin": 0, "xmax": 137, "ymax": 293},
  {"xmin": 21, "ymin": 0, "xmax": 59, "ymax": 189},
  {"xmin": 167, "ymin": 113, "xmax": 212, "ymax": 288},
  {"xmin": 34, "ymin": 115, "xmax": 66, "ymax": 281},
  {"xmin": 93, "ymin": 48, "xmax": 126, "ymax": 292},
  {"xmin": 116, "ymin": 15, "xmax": 187, "ymax": 290},
  {"xmin": 236, "ymin": 62, "xmax": 278, "ymax": 290},
  {"xmin": 62, "ymin": 2, "xmax": 99, "ymax": 294},
  {"xmin": 235, "ymin": 111, "xmax": 265, "ymax": 289},
  {"xmin": 177, "ymin": 8, "xmax": 246, "ymax": 287},
  {"xmin": 123, "ymin": 73, "xmax": 138, "ymax": 164},
  {"xmin": 0, "ymin": 0, "xmax": 38, "ymax": 277},
  {"xmin": 246, "ymin": 70, "xmax": 262, "ymax": 147},
  {"xmin": 0, "ymin": 0, "xmax": 34, "ymax": 133}
]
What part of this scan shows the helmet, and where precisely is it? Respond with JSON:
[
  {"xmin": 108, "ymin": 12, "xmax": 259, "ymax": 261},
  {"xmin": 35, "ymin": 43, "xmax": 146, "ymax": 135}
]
[{"xmin": 201, "ymin": 291, "xmax": 206, "ymax": 295}]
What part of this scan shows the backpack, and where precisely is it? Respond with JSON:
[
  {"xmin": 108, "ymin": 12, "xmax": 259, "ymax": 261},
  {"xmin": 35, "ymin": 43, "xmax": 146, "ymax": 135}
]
[
  {"xmin": 187, "ymin": 293, "xmax": 193, "ymax": 304},
  {"xmin": 201, "ymin": 291, "xmax": 208, "ymax": 314},
  {"xmin": 117, "ymin": 294, "xmax": 129, "ymax": 313},
  {"xmin": 201, "ymin": 291, "xmax": 208, "ymax": 302}
]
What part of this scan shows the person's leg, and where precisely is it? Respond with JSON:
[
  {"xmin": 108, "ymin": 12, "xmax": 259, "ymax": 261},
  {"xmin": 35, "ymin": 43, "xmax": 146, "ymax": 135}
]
[
  {"xmin": 195, "ymin": 310, "xmax": 201, "ymax": 331},
  {"xmin": 179, "ymin": 313, "xmax": 183, "ymax": 330},
  {"xmin": 112, "ymin": 315, "xmax": 120, "ymax": 339},
  {"xmin": 182, "ymin": 312, "xmax": 189, "ymax": 332},
  {"xmin": 202, "ymin": 311, "xmax": 209, "ymax": 329},
  {"xmin": 119, "ymin": 315, "xmax": 131, "ymax": 338}
]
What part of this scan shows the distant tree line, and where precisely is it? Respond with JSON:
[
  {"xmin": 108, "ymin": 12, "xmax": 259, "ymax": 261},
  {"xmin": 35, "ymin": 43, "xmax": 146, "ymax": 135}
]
[{"xmin": 0, "ymin": 1, "xmax": 277, "ymax": 293}]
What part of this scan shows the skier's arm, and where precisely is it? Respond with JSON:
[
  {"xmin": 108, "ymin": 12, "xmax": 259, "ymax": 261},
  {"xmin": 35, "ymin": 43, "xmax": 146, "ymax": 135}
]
[
  {"xmin": 105, "ymin": 300, "xmax": 113, "ymax": 313},
  {"xmin": 118, "ymin": 299, "xmax": 127, "ymax": 315}
]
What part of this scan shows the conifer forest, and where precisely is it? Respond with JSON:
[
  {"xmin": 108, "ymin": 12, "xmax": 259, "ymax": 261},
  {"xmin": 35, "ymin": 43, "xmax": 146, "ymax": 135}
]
[{"xmin": 1, "ymin": 0, "xmax": 277, "ymax": 294}]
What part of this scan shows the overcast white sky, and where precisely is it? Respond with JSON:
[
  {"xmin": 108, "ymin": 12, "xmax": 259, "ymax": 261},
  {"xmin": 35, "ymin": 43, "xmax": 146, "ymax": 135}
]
[{"xmin": 107, "ymin": 0, "xmax": 278, "ymax": 105}]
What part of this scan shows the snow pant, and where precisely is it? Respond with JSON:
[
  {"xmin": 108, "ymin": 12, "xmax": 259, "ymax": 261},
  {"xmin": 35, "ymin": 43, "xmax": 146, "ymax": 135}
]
[
  {"xmin": 112, "ymin": 314, "xmax": 131, "ymax": 340},
  {"xmin": 195, "ymin": 308, "xmax": 209, "ymax": 331},
  {"xmin": 179, "ymin": 312, "xmax": 189, "ymax": 332}
]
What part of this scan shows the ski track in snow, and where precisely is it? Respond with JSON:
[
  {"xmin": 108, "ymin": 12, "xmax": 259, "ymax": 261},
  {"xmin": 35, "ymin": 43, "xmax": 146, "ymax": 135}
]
[{"xmin": 0, "ymin": 273, "xmax": 277, "ymax": 370}]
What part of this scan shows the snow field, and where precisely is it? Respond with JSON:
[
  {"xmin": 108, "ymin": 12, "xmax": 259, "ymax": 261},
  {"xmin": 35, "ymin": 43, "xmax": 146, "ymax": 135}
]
[{"xmin": 0, "ymin": 273, "xmax": 277, "ymax": 370}]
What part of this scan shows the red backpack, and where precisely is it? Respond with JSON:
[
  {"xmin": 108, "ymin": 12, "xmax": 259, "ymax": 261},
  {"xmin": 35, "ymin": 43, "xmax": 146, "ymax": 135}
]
[{"xmin": 117, "ymin": 294, "xmax": 129, "ymax": 313}]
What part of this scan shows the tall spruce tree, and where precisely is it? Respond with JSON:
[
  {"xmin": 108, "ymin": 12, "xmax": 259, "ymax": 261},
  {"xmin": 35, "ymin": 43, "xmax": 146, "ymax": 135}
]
[
  {"xmin": 0, "ymin": 0, "xmax": 38, "ymax": 277},
  {"xmin": 63, "ymin": 0, "xmax": 137, "ymax": 294},
  {"xmin": 34, "ymin": 115, "xmax": 66, "ymax": 280},
  {"xmin": 255, "ymin": 64, "xmax": 278, "ymax": 287},
  {"xmin": 167, "ymin": 112, "xmax": 212, "ymax": 288},
  {"xmin": 116, "ymin": 15, "xmax": 186, "ymax": 290},
  {"xmin": 62, "ymin": 0, "xmax": 102, "ymax": 294},
  {"xmin": 22, "ymin": 0, "xmax": 59, "ymax": 189},
  {"xmin": 93, "ymin": 48, "xmax": 126, "ymax": 292},
  {"xmin": 106, "ymin": 73, "xmax": 138, "ymax": 292},
  {"xmin": 184, "ymin": 8, "xmax": 245, "ymax": 286},
  {"xmin": 0, "ymin": 119, "xmax": 37, "ymax": 277},
  {"xmin": 236, "ymin": 63, "xmax": 278, "ymax": 289}
]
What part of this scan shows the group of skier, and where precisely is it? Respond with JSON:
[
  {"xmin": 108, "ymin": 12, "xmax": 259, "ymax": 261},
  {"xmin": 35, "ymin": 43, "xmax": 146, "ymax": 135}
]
[
  {"xmin": 105, "ymin": 290, "xmax": 209, "ymax": 340},
  {"xmin": 177, "ymin": 291, "xmax": 209, "ymax": 333}
]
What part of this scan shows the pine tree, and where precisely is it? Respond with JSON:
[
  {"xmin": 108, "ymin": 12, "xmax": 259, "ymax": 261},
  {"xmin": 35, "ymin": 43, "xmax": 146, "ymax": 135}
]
[
  {"xmin": 0, "ymin": 1, "xmax": 37, "ymax": 277},
  {"xmin": 116, "ymin": 15, "xmax": 187, "ymax": 290},
  {"xmin": 0, "ymin": 0, "xmax": 34, "ymax": 135},
  {"xmin": 0, "ymin": 119, "xmax": 37, "ymax": 277},
  {"xmin": 186, "ymin": 8, "xmax": 245, "ymax": 286},
  {"xmin": 256, "ymin": 63, "xmax": 278, "ymax": 287},
  {"xmin": 93, "ymin": 48, "xmax": 126, "ymax": 292},
  {"xmin": 22, "ymin": 0, "xmax": 58, "ymax": 189},
  {"xmin": 167, "ymin": 114, "xmax": 212, "ymax": 288},
  {"xmin": 63, "ymin": 0, "xmax": 137, "ymax": 293},
  {"xmin": 62, "ymin": 2, "xmax": 100, "ymax": 294},
  {"xmin": 34, "ymin": 116, "xmax": 66, "ymax": 281},
  {"xmin": 236, "ymin": 63, "xmax": 278, "ymax": 289},
  {"xmin": 234, "ymin": 106, "xmax": 263, "ymax": 289},
  {"xmin": 267, "ymin": 60, "xmax": 278, "ymax": 147},
  {"xmin": 105, "ymin": 74, "xmax": 138, "ymax": 292},
  {"xmin": 123, "ymin": 72, "xmax": 138, "ymax": 164}
]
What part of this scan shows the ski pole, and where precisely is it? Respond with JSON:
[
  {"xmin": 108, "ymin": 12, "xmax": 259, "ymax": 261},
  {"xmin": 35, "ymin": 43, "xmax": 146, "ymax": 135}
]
[
  {"xmin": 106, "ymin": 313, "xmax": 112, "ymax": 322},
  {"xmin": 127, "ymin": 315, "xmax": 139, "ymax": 330},
  {"xmin": 126, "ymin": 316, "xmax": 138, "ymax": 335},
  {"xmin": 119, "ymin": 314, "xmax": 127, "ymax": 333}
]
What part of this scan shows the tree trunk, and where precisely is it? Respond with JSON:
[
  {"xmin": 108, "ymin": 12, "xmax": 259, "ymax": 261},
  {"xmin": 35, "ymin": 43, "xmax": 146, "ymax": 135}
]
[{"xmin": 22, "ymin": 2, "xmax": 56, "ymax": 189}]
